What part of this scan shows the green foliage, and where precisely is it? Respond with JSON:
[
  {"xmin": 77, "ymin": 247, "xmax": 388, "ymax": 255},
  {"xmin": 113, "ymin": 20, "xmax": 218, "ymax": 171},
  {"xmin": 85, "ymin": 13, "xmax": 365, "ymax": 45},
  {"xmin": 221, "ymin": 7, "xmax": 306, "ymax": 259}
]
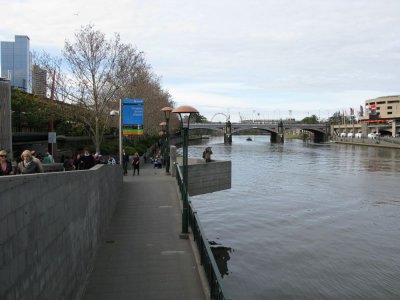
[
  {"xmin": 193, "ymin": 113, "xmax": 208, "ymax": 123},
  {"xmin": 301, "ymin": 114, "xmax": 319, "ymax": 124}
]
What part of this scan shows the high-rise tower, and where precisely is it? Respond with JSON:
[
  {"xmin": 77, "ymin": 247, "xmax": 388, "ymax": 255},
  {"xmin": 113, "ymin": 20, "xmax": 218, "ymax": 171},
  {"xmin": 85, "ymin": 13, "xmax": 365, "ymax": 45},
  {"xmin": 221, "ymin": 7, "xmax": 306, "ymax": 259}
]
[{"xmin": 1, "ymin": 35, "xmax": 32, "ymax": 93}]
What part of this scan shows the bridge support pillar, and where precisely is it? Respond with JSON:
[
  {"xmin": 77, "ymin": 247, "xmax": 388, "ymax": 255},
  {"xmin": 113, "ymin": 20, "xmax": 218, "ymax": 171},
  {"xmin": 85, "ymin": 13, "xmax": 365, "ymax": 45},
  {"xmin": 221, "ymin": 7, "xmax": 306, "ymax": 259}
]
[
  {"xmin": 224, "ymin": 121, "xmax": 232, "ymax": 145},
  {"xmin": 271, "ymin": 120, "xmax": 284, "ymax": 143}
]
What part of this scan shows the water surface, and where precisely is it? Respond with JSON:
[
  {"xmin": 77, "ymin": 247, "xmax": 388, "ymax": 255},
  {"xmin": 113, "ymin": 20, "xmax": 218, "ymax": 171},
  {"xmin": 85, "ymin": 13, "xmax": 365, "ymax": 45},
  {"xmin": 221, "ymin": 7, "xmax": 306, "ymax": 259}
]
[{"xmin": 188, "ymin": 136, "xmax": 400, "ymax": 300}]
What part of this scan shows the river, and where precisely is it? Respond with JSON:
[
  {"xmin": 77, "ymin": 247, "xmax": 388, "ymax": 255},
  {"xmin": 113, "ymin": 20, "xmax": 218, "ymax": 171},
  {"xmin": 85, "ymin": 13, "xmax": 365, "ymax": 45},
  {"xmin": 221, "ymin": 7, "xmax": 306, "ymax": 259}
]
[{"xmin": 185, "ymin": 136, "xmax": 400, "ymax": 300}]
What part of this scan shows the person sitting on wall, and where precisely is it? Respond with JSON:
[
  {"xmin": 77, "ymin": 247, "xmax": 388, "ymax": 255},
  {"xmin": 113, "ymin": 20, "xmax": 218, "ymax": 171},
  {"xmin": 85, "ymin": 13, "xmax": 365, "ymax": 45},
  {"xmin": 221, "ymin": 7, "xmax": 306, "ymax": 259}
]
[{"xmin": 203, "ymin": 147, "xmax": 213, "ymax": 162}]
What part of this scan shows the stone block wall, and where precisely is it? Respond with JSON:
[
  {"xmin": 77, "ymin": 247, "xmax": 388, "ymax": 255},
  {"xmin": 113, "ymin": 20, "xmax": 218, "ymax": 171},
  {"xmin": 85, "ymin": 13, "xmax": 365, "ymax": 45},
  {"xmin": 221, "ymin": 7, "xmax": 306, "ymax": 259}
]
[
  {"xmin": 0, "ymin": 164, "xmax": 122, "ymax": 299},
  {"xmin": 185, "ymin": 160, "xmax": 232, "ymax": 196}
]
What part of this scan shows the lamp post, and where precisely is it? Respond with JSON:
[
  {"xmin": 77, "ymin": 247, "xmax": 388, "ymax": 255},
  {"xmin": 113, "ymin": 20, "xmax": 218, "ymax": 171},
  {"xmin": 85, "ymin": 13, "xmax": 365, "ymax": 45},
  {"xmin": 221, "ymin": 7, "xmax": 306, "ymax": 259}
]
[
  {"xmin": 161, "ymin": 106, "xmax": 173, "ymax": 173},
  {"xmin": 172, "ymin": 105, "xmax": 199, "ymax": 235},
  {"xmin": 110, "ymin": 104, "xmax": 122, "ymax": 166}
]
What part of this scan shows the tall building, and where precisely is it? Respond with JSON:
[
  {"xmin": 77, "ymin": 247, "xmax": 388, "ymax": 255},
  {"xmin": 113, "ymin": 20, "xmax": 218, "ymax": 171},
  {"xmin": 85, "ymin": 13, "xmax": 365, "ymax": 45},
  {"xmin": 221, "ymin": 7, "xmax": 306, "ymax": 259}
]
[
  {"xmin": 32, "ymin": 64, "xmax": 47, "ymax": 97},
  {"xmin": 1, "ymin": 35, "xmax": 32, "ymax": 93}
]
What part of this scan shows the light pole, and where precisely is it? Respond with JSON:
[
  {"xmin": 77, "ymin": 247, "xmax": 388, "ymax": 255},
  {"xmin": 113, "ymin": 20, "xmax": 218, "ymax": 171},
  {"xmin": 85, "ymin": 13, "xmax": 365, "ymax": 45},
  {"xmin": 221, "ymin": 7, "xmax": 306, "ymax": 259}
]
[
  {"xmin": 161, "ymin": 106, "xmax": 173, "ymax": 173},
  {"xmin": 172, "ymin": 105, "xmax": 199, "ymax": 235},
  {"xmin": 110, "ymin": 104, "xmax": 122, "ymax": 166}
]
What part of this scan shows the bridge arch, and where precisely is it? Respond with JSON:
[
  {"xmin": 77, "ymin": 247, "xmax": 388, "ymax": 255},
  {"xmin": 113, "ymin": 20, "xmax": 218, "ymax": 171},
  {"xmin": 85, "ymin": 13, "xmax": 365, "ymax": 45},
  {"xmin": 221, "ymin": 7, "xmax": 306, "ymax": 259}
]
[{"xmin": 210, "ymin": 113, "xmax": 230, "ymax": 122}]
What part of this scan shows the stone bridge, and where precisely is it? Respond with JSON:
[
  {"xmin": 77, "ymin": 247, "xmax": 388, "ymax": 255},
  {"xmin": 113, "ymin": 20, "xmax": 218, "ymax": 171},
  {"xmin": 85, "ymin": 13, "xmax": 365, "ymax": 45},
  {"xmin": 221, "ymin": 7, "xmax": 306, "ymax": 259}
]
[{"xmin": 189, "ymin": 121, "xmax": 331, "ymax": 144}]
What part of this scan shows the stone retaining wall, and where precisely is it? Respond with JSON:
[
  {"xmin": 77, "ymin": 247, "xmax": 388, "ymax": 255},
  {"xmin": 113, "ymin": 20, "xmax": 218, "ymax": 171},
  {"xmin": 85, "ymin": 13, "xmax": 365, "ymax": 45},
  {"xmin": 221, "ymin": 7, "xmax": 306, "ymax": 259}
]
[{"xmin": 0, "ymin": 164, "xmax": 122, "ymax": 299}]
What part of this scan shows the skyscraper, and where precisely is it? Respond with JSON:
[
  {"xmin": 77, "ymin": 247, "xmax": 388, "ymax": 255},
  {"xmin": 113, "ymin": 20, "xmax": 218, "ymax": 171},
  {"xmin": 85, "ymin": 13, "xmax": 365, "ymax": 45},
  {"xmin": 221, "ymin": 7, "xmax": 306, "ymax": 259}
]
[
  {"xmin": 1, "ymin": 35, "xmax": 32, "ymax": 93},
  {"xmin": 32, "ymin": 64, "xmax": 47, "ymax": 97}
]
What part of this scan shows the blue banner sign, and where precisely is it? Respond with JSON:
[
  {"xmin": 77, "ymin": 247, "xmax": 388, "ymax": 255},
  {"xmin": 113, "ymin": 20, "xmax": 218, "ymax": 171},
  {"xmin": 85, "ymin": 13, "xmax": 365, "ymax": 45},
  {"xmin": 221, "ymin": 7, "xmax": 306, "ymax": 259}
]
[{"xmin": 122, "ymin": 98, "xmax": 144, "ymax": 135}]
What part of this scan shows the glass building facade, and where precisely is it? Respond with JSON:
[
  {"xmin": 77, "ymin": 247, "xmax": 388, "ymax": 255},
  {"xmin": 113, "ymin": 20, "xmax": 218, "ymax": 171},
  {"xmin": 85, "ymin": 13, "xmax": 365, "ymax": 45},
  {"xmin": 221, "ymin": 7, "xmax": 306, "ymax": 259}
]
[{"xmin": 1, "ymin": 35, "xmax": 32, "ymax": 93}]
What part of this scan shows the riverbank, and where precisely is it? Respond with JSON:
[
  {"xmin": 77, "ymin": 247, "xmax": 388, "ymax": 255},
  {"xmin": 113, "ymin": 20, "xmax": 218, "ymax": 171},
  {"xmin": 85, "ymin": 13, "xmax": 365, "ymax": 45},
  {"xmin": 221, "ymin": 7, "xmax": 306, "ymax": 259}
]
[{"xmin": 332, "ymin": 138, "xmax": 400, "ymax": 149}]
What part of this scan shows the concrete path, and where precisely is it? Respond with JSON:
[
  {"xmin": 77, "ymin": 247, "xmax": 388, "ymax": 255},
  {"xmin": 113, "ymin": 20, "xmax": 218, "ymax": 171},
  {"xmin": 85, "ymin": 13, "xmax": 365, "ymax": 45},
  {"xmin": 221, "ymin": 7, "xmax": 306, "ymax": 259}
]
[{"xmin": 83, "ymin": 163, "xmax": 207, "ymax": 300}]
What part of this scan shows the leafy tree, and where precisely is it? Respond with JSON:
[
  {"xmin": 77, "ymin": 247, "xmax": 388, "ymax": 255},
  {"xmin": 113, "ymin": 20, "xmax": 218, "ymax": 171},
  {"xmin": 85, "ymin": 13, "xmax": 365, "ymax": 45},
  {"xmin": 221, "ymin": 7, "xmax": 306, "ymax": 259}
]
[
  {"xmin": 301, "ymin": 114, "xmax": 319, "ymax": 124},
  {"xmin": 34, "ymin": 24, "xmax": 178, "ymax": 150}
]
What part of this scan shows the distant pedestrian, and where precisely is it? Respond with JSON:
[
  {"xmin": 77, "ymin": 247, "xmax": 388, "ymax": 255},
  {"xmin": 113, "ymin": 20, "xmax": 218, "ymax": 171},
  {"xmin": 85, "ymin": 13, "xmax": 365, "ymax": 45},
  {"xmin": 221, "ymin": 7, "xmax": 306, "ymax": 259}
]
[
  {"xmin": 17, "ymin": 150, "xmax": 43, "ymax": 174},
  {"xmin": 42, "ymin": 152, "xmax": 54, "ymax": 164},
  {"xmin": 122, "ymin": 149, "xmax": 129, "ymax": 175},
  {"xmin": 107, "ymin": 155, "xmax": 116, "ymax": 165},
  {"xmin": 30, "ymin": 150, "xmax": 44, "ymax": 172},
  {"xmin": 0, "ymin": 150, "xmax": 13, "ymax": 176},
  {"xmin": 132, "ymin": 152, "xmax": 140, "ymax": 175},
  {"xmin": 79, "ymin": 148, "xmax": 95, "ymax": 170},
  {"xmin": 63, "ymin": 156, "xmax": 75, "ymax": 171}
]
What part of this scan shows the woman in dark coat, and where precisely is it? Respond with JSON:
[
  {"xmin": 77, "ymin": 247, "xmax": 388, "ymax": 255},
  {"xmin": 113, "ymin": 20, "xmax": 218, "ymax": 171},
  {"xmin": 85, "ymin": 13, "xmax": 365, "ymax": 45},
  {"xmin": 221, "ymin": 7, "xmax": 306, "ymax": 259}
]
[
  {"xmin": 0, "ymin": 150, "xmax": 13, "ymax": 176},
  {"xmin": 132, "ymin": 152, "xmax": 140, "ymax": 175}
]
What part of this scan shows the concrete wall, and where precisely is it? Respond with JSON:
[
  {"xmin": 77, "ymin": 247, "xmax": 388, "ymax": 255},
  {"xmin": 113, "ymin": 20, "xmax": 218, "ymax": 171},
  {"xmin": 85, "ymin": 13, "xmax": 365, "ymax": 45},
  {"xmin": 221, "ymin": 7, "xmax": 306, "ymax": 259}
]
[
  {"xmin": 186, "ymin": 160, "xmax": 231, "ymax": 196},
  {"xmin": 0, "ymin": 164, "xmax": 123, "ymax": 300}
]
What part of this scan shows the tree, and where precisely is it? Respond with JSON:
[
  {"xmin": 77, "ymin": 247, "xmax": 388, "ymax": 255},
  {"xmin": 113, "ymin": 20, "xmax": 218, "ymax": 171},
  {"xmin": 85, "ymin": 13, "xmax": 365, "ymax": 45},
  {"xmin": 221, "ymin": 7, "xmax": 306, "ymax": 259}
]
[
  {"xmin": 301, "ymin": 114, "xmax": 319, "ymax": 124},
  {"xmin": 34, "ymin": 24, "xmax": 178, "ymax": 150},
  {"xmin": 61, "ymin": 24, "xmax": 134, "ymax": 153}
]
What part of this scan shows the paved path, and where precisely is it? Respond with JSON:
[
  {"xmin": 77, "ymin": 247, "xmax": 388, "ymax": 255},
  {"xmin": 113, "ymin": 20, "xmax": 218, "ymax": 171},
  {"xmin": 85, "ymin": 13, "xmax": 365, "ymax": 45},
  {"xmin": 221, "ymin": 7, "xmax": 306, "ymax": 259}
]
[{"xmin": 83, "ymin": 163, "xmax": 206, "ymax": 300}]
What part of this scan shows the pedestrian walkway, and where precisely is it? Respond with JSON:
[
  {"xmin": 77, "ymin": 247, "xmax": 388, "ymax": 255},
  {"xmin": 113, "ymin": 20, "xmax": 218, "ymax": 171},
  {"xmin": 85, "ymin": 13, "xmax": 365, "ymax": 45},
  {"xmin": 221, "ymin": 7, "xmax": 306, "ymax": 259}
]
[{"xmin": 83, "ymin": 163, "xmax": 207, "ymax": 300}]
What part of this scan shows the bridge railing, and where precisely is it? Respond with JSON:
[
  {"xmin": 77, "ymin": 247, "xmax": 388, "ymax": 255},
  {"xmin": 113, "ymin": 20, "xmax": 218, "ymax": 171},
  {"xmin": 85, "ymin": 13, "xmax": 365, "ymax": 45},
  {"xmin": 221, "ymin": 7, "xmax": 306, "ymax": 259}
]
[{"xmin": 175, "ymin": 164, "xmax": 231, "ymax": 300}]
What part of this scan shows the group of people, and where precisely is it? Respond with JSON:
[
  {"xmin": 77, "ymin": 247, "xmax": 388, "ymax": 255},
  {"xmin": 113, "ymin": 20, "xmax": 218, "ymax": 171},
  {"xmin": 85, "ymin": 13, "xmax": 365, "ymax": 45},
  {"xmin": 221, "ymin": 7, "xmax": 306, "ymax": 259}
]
[
  {"xmin": 0, "ymin": 147, "xmax": 122, "ymax": 176},
  {"xmin": 122, "ymin": 150, "xmax": 140, "ymax": 176}
]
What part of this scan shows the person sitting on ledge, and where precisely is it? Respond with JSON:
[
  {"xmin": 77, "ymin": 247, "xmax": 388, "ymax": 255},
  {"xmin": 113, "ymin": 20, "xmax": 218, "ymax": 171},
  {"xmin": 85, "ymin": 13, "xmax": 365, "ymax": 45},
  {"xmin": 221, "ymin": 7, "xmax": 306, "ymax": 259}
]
[{"xmin": 203, "ymin": 147, "xmax": 213, "ymax": 162}]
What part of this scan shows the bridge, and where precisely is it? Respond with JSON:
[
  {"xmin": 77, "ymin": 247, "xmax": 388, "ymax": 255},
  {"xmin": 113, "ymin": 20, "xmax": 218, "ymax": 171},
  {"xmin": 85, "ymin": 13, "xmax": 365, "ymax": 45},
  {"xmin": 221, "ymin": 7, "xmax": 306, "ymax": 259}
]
[{"xmin": 188, "ymin": 121, "xmax": 331, "ymax": 144}]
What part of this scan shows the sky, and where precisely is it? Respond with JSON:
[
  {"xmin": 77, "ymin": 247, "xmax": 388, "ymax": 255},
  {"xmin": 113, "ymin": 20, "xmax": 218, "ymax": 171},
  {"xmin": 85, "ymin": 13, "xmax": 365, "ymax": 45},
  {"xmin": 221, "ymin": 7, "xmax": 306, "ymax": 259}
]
[{"xmin": 1, "ymin": 0, "xmax": 400, "ymax": 122}]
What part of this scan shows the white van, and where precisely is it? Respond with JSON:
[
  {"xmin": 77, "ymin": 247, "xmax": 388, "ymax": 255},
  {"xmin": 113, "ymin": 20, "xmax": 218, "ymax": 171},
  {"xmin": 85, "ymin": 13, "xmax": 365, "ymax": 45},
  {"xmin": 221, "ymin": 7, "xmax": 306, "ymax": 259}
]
[
  {"xmin": 340, "ymin": 132, "xmax": 347, "ymax": 137},
  {"xmin": 347, "ymin": 133, "xmax": 353, "ymax": 138},
  {"xmin": 355, "ymin": 133, "xmax": 363, "ymax": 138},
  {"xmin": 368, "ymin": 133, "xmax": 376, "ymax": 139}
]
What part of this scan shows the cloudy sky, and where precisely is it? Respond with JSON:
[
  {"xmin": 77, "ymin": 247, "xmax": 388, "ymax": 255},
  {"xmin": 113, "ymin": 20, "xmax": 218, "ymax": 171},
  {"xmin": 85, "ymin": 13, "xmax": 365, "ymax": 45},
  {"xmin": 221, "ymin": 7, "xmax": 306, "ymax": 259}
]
[{"xmin": 1, "ymin": 0, "xmax": 399, "ymax": 122}]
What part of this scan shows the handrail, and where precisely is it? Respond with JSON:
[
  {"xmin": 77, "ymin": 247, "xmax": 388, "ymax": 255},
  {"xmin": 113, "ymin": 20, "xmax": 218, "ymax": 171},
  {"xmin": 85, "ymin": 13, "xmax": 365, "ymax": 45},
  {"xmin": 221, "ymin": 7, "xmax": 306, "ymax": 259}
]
[{"xmin": 175, "ymin": 163, "xmax": 231, "ymax": 300}]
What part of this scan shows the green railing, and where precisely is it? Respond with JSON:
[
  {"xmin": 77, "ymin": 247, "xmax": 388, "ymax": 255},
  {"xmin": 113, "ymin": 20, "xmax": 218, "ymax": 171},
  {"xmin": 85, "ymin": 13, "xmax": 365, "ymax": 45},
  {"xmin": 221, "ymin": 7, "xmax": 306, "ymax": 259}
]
[{"xmin": 175, "ymin": 164, "xmax": 231, "ymax": 300}]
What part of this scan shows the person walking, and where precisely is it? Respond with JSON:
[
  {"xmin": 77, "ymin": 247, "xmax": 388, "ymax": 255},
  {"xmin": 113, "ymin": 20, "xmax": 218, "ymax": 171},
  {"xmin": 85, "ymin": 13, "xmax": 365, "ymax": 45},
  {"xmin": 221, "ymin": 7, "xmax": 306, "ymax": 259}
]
[
  {"xmin": 132, "ymin": 152, "xmax": 140, "ymax": 176},
  {"xmin": 30, "ymin": 150, "xmax": 44, "ymax": 172},
  {"xmin": 63, "ymin": 156, "xmax": 75, "ymax": 171},
  {"xmin": 79, "ymin": 147, "xmax": 95, "ymax": 170},
  {"xmin": 17, "ymin": 150, "xmax": 44, "ymax": 174},
  {"xmin": 122, "ymin": 149, "xmax": 129, "ymax": 175},
  {"xmin": 0, "ymin": 150, "xmax": 13, "ymax": 176},
  {"xmin": 42, "ymin": 152, "xmax": 54, "ymax": 164}
]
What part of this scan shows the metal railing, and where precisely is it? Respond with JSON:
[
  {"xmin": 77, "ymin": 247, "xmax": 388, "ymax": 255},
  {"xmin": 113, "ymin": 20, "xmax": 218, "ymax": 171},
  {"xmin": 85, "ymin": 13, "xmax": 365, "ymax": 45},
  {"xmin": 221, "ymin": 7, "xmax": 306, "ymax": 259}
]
[{"xmin": 175, "ymin": 164, "xmax": 231, "ymax": 300}]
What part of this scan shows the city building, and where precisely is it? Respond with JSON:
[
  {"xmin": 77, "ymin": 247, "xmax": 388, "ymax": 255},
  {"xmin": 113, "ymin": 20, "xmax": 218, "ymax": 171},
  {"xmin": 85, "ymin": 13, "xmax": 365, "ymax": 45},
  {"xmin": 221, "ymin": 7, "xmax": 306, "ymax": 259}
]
[
  {"xmin": 32, "ymin": 64, "xmax": 47, "ymax": 97},
  {"xmin": 361, "ymin": 95, "xmax": 400, "ymax": 121},
  {"xmin": 1, "ymin": 35, "xmax": 32, "ymax": 93}
]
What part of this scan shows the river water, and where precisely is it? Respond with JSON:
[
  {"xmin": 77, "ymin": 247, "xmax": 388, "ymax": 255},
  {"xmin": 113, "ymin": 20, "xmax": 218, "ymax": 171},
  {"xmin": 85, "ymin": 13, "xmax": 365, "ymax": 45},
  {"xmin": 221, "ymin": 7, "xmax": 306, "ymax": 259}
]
[{"xmin": 186, "ymin": 136, "xmax": 400, "ymax": 300}]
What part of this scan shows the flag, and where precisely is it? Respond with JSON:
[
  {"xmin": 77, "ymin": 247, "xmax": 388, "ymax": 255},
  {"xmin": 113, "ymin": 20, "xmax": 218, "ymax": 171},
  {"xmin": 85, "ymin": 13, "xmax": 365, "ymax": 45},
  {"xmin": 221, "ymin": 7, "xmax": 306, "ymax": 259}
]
[
  {"xmin": 359, "ymin": 105, "xmax": 364, "ymax": 117},
  {"xmin": 350, "ymin": 107, "xmax": 354, "ymax": 116}
]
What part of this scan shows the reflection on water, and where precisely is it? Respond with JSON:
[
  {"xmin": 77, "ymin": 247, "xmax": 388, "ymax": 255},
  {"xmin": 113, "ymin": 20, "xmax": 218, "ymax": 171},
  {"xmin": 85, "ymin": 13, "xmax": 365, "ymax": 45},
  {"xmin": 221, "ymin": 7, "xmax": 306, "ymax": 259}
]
[
  {"xmin": 189, "ymin": 136, "xmax": 400, "ymax": 300},
  {"xmin": 209, "ymin": 241, "xmax": 233, "ymax": 278}
]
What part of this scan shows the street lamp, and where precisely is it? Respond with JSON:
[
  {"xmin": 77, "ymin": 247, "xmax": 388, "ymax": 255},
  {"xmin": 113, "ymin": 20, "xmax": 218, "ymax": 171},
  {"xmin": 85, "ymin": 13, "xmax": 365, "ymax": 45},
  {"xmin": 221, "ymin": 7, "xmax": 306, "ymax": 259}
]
[
  {"xmin": 161, "ymin": 106, "xmax": 173, "ymax": 173},
  {"xmin": 172, "ymin": 105, "xmax": 199, "ymax": 235},
  {"xmin": 110, "ymin": 107, "xmax": 122, "ymax": 166}
]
